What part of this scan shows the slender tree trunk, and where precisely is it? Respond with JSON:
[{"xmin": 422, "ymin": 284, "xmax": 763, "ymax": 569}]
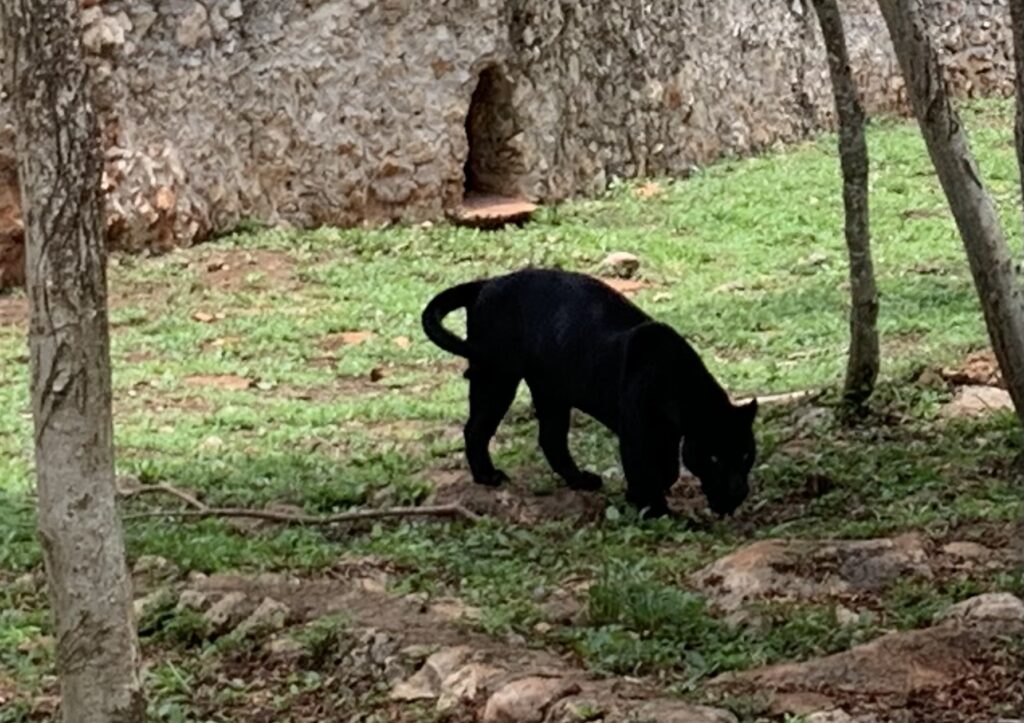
[
  {"xmin": 1011, "ymin": 0, "xmax": 1024, "ymax": 263},
  {"xmin": 0, "ymin": 0, "xmax": 146, "ymax": 720},
  {"xmin": 810, "ymin": 0, "xmax": 879, "ymax": 407},
  {"xmin": 877, "ymin": 0, "xmax": 1024, "ymax": 429}
]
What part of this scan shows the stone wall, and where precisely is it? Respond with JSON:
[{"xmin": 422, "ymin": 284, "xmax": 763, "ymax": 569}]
[{"xmin": 0, "ymin": 0, "xmax": 1015, "ymax": 284}]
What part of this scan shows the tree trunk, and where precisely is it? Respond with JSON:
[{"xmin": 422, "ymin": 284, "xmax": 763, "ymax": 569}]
[
  {"xmin": 877, "ymin": 0, "xmax": 1024, "ymax": 429},
  {"xmin": 810, "ymin": 0, "xmax": 880, "ymax": 407},
  {"xmin": 1011, "ymin": 0, "xmax": 1024, "ymax": 261},
  {"xmin": 0, "ymin": 0, "xmax": 146, "ymax": 720}
]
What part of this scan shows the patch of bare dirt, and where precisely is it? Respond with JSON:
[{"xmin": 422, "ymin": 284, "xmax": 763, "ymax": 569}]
[
  {"xmin": 429, "ymin": 471, "xmax": 606, "ymax": 526},
  {"xmin": 275, "ymin": 375, "xmax": 388, "ymax": 402},
  {"xmin": 595, "ymin": 276, "xmax": 650, "ymax": 296},
  {"xmin": 320, "ymin": 330, "xmax": 374, "ymax": 351},
  {"xmin": 200, "ymin": 249, "xmax": 296, "ymax": 292}
]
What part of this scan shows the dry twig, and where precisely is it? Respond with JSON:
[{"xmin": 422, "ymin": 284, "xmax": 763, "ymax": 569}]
[
  {"xmin": 117, "ymin": 480, "xmax": 208, "ymax": 511},
  {"xmin": 117, "ymin": 480, "xmax": 480, "ymax": 525}
]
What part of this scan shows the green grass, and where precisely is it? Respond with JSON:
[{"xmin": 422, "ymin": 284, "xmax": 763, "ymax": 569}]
[{"xmin": 1, "ymin": 100, "xmax": 1022, "ymax": 721}]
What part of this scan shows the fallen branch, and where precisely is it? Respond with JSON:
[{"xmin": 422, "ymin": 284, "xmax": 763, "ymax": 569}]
[
  {"xmin": 122, "ymin": 503, "xmax": 481, "ymax": 524},
  {"xmin": 117, "ymin": 480, "xmax": 208, "ymax": 511},
  {"xmin": 734, "ymin": 389, "xmax": 819, "ymax": 406}
]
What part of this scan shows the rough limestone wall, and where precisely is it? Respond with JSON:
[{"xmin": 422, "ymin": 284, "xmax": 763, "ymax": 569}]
[
  {"xmin": 502, "ymin": 0, "xmax": 1014, "ymax": 203},
  {"xmin": 71, "ymin": 0, "xmax": 506, "ymax": 252},
  {"xmin": 838, "ymin": 0, "xmax": 1013, "ymax": 115},
  {"xmin": 504, "ymin": 1, "xmax": 831, "ymax": 202},
  {"xmin": 0, "ymin": 0, "xmax": 1016, "ymax": 277}
]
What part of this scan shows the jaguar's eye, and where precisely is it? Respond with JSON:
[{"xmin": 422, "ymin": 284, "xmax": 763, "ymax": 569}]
[{"xmin": 710, "ymin": 455, "xmax": 719, "ymax": 465}]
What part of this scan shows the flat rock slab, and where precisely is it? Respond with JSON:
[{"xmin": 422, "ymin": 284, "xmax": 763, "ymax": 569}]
[
  {"xmin": 940, "ymin": 384, "xmax": 1013, "ymax": 417},
  {"xmin": 707, "ymin": 593, "xmax": 1024, "ymax": 719},
  {"xmin": 690, "ymin": 534, "xmax": 932, "ymax": 612},
  {"xmin": 453, "ymin": 194, "xmax": 537, "ymax": 229},
  {"xmin": 390, "ymin": 644, "xmax": 738, "ymax": 722}
]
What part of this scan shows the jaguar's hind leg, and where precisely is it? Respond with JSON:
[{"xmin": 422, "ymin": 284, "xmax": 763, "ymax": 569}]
[{"xmin": 464, "ymin": 368, "xmax": 519, "ymax": 486}]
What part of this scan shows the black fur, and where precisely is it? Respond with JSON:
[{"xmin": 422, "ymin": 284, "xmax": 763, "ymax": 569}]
[{"xmin": 422, "ymin": 268, "xmax": 757, "ymax": 517}]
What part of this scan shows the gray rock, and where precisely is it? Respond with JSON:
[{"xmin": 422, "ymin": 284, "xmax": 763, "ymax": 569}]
[
  {"xmin": 235, "ymin": 597, "xmax": 290, "ymax": 637},
  {"xmin": 176, "ymin": 589, "xmax": 210, "ymax": 612},
  {"xmin": 202, "ymin": 591, "xmax": 251, "ymax": 634},
  {"xmin": 805, "ymin": 711, "xmax": 855, "ymax": 723},
  {"xmin": 263, "ymin": 635, "xmax": 306, "ymax": 658},
  {"xmin": 941, "ymin": 385, "xmax": 1014, "ymax": 417},
  {"xmin": 937, "ymin": 592, "xmax": 1024, "ymax": 626},
  {"xmin": 599, "ymin": 251, "xmax": 640, "ymax": 279},
  {"xmin": 692, "ymin": 534, "xmax": 932, "ymax": 612},
  {"xmin": 132, "ymin": 554, "xmax": 179, "ymax": 580},
  {"xmin": 482, "ymin": 676, "xmax": 579, "ymax": 723},
  {"xmin": 629, "ymin": 700, "xmax": 738, "ymax": 723},
  {"xmin": 176, "ymin": 3, "xmax": 210, "ymax": 48}
]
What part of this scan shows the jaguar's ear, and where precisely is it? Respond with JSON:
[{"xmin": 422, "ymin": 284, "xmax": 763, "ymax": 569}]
[{"xmin": 737, "ymin": 398, "xmax": 758, "ymax": 423}]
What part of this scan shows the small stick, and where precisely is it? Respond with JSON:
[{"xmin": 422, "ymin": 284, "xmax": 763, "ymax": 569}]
[
  {"xmin": 117, "ymin": 481, "xmax": 208, "ymax": 511},
  {"xmin": 122, "ymin": 503, "xmax": 481, "ymax": 524}
]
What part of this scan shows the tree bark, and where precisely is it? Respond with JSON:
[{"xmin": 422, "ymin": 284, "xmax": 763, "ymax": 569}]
[
  {"xmin": 810, "ymin": 0, "xmax": 880, "ymax": 407},
  {"xmin": 1011, "ymin": 0, "xmax": 1024, "ymax": 260},
  {"xmin": 877, "ymin": 0, "xmax": 1024, "ymax": 429},
  {"xmin": 0, "ymin": 0, "xmax": 146, "ymax": 720}
]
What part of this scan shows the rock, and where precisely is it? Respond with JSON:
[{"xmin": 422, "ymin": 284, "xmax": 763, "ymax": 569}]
[
  {"xmin": 482, "ymin": 676, "xmax": 580, "ymax": 723},
  {"xmin": 202, "ymin": 591, "xmax": 251, "ymax": 634},
  {"xmin": 235, "ymin": 597, "xmax": 289, "ymax": 637},
  {"xmin": 176, "ymin": 3, "xmax": 211, "ymax": 48},
  {"xmin": 437, "ymin": 662, "xmax": 504, "ymax": 712},
  {"xmin": 709, "ymin": 620, "xmax": 1013, "ymax": 704},
  {"xmin": 177, "ymin": 589, "xmax": 211, "ymax": 612},
  {"xmin": 399, "ymin": 643, "xmax": 437, "ymax": 664},
  {"xmin": 11, "ymin": 573, "xmax": 37, "ymax": 595},
  {"xmin": 940, "ymin": 385, "xmax": 1013, "ymax": 417},
  {"xmin": 794, "ymin": 405, "xmax": 833, "ymax": 432},
  {"xmin": 547, "ymin": 697, "xmax": 605, "ymax": 722},
  {"xmin": 834, "ymin": 605, "xmax": 861, "ymax": 627},
  {"xmin": 805, "ymin": 710, "xmax": 855, "ymax": 723},
  {"xmin": 940, "ymin": 540, "xmax": 991, "ymax": 562},
  {"xmin": 82, "ymin": 14, "xmax": 128, "ymax": 54},
  {"xmin": 539, "ymin": 589, "xmax": 584, "ymax": 624},
  {"xmin": 937, "ymin": 592, "xmax": 1024, "ymax": 626},
  {"xmin": 263, "ymin": 635, "xmax": 306, "ymax": 658},
  {"xmin": 691, "ymin": 539, "xmax": 813, "ymax": 611},
  {"xmin": 628, "ymin": 699, "xmax": 739, "ymax": 723},
  {"xmin": 223, "ymin": 0, "xmax": 244, "ymax": 20},
  {"xmin": 391, "ymin": 645, "xmax": 504, "ymax": 710},
  {"xmin": 390, "ymin": 645, "xmax": 472, "ymax": 701},
  {"xmin": 132, "ymin": 554, "xmax": 179, "ymax": 580},
  {"xmin": 769, "ymin": 691, "xmax": 838, "ymax": 716},
  {"xmin": 133, "ymin": 589, "xmax": 173, "ymax": 621},
  {"xmin": 600, "ymin": 251, "xmax": 641, "ymax": 279},
  {"xmin": 832, "ymin": 534, "xmax": 932, "ymax": 590},
  {"xmin": 691, "ymin": 535, "xmax": 931, "ymax": 612}
]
